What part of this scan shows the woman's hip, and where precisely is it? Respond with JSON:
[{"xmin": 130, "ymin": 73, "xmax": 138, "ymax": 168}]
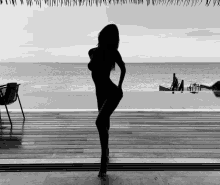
[
  {"xmin": 96, "ymin": 93, "xmax": 122, "ymax": 123},
  {"xmin": 96, "ymin": 85, "xmax": 122, "ymax": 99}
]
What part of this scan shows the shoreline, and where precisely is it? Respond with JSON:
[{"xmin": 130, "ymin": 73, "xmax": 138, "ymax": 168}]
[{"xmin": 4, "ymin": 91, "xmax": 220, "ymax": 110}]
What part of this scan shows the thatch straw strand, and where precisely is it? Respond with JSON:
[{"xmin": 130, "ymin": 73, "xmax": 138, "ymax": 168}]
[{"xmin": 0, "ymin": 0, "xmax": 220, "ymax": 6}]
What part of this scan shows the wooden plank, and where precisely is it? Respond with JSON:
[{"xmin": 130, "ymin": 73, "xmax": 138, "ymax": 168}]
[{"xmin": 0, "ymin": 111, "xmax": 220, "ymax": 160}]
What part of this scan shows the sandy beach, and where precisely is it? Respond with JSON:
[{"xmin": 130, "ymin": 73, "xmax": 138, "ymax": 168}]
[{"xmin": 2, "ymin": 91, "xmax": 220, "ymax": 110}]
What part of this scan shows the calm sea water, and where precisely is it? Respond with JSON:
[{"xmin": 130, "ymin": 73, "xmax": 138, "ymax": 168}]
[{"xmin": 0, "ymin": 62, "xmax": 219, "ymax": 109}]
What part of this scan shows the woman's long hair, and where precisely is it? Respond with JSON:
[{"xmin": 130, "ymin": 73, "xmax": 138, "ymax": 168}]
[{"xmin": 96, "ymin": 24, "xmax": 120, "ymax": 71}]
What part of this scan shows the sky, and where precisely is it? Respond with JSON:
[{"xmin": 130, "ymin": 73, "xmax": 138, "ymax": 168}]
[{"xmin": 0, "ymin": 1, "xmax": 220, "ymax": 63}]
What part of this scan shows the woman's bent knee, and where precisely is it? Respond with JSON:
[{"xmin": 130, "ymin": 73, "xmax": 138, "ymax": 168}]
[{"xmin": 96, "ymin": 115, "xmax": 108, "ymax": 129}]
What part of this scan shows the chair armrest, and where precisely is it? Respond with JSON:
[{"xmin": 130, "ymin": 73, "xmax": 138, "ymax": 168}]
[
  {"xmin": 0, "ymin": 84, "xmax": 6, "ymax": 88},
  {"xmin": 0, "ymin": 83, "xmax": 20, "ymax": 87}
]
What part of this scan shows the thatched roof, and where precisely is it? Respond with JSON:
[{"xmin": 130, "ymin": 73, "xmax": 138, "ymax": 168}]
[{"xmin": 0, "ymin": 0, "xmax": 219, "ymax": 7}]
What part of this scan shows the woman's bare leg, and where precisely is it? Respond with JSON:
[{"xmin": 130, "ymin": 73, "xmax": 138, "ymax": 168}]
[
  {"xmin": 96, "ymin": 92, "xmax": 122, "ymax": 176},
  {"xmin": 96, "ymin": 93, "xmax": 111, "ymax": 155},
  {"xmin": 96, "ymin": 94, "xmax": 109, "ymax": 167}
]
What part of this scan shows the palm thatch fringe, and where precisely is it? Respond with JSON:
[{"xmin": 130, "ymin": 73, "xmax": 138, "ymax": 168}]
[{"xmin": 0, "ymin": 0, "xmax": 219, "ymax": 6}]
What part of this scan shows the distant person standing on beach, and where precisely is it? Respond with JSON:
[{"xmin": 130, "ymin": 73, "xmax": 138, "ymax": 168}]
[
  {"xmin": 171, "ymin": 73, "xmax": 179, "ymax": 91},
  {"xmin": 88, "ymin": 24, "xmax": 126, "ymax": 178}
]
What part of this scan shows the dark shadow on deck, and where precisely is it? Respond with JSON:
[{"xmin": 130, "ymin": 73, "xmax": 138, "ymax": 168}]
[
  {"xmin": 0, "ymin": 163, "xmax": 219, "ymax": 172},
  {"xmin": 0, "ymin": 112, "xmax": 25, "ymax": 149}
]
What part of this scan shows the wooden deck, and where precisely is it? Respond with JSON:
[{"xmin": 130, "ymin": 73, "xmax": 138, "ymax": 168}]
[{"xmin": 1, "ymin": 110, "xmax": 220, "ymax": 160}]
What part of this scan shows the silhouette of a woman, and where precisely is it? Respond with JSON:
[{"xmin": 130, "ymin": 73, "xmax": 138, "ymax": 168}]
[{"xmin": 88, "ymin": 24, "xmax": 126, "ymax": 178}]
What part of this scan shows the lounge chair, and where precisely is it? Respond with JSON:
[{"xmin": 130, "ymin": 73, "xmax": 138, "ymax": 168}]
[{"xmin": 0, "ymin": 83, "xmax": 25, "ymax": 130}]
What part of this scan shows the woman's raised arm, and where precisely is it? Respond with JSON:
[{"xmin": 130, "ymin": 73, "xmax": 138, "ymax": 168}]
[{"xmin": 115, "ymin": 51, "xmax": 126, "ymax": 88}]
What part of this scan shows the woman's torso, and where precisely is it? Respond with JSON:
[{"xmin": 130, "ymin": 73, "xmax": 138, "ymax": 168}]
[
  {"xmin": 89, "ymin": 47, "xmax": 118, "ymax": 95},
  {"xmin": 92, "ymin": 72, "xmax": 117, "ymax": 96}
]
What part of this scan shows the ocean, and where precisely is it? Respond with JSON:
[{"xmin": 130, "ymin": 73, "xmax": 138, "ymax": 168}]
[{"xmin": 0, "ymin": 62, "xmax": 219, "ymax": 109}]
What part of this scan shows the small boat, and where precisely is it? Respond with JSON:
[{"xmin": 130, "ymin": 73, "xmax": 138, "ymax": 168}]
[
  {"xmin": 188, "ymin": 83, "xmax": 200, "ymax": 94},
  {"xmin": 159, "ymin": 85, "xmax": 171, "ymax": 91}
]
